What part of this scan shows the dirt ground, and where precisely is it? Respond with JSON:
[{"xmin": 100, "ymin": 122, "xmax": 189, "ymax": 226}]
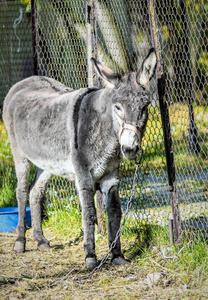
[{"xmin": 0, "ymin": 229, "xmax": 207, "ymax": 300}]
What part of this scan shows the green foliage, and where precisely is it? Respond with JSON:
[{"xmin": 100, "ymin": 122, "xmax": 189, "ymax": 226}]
[
  {"xmin": 15, "ymin": 0, "xmax": 31, "ymax": 13},
  {"xmin": 161, "ymin": 235, "xmax": 208, "ymax": 283},
  {"xmin": 198, "ymin": 51, "xmax": 208, "ymax": 77},
  {"xmin": 0, "ymin": 163, "xmax": 17, "ymax": 207},
  {"xmin": 0, "ymin": 121, "xmax": 36, "ymax": 207},
  {"xmin": 43, "ymin": 197, "xmax": 82, "ymax": 240},
  {"xmin": 0, "ymin": 121, "xmax": 17, "ymax": 207},
  {"xmin": 121, "ymin": 217, "xmax": 208, "ymax": 283}
]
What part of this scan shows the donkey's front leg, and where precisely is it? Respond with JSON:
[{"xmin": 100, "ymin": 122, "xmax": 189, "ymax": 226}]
[
  {"xmin": 102, "ymin": 175, "xmax": 129, "ymax": 266},
  {"xmin": 77, "ymin": 181, "xmax": 97, "ymax": 270}
]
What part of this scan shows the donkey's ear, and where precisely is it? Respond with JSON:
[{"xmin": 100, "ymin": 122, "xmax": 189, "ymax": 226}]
[
  {"xmin": 91, "ymin": 58, "xmax": 121, "ymax": 88},
  {"xmin": 137, "ymin": 48, "xmax": 157, "ymax": 87}
]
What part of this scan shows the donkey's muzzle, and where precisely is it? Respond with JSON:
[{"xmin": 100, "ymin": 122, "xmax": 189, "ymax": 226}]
[{"xmin": 121, "ymin": 144, "xmax": 139, "ymax": 160}]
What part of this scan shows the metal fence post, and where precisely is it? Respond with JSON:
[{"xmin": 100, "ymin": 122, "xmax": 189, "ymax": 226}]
[
  {"xmin": 148, "ymin": 0, "xmax": 182, "ymax": 244},
  {"xmin": 31, "ymin": 0, "xmax": 38, "ymax": 75}
]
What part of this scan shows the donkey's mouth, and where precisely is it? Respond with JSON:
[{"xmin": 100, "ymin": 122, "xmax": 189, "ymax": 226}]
[{"xmin": 121, "ymin": 145, "xmax": 139, "ymax": 160}]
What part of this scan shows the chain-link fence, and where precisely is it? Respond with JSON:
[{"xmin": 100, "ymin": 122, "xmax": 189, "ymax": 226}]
[
  {"xmin": 0, "ymin": 1, "xmax": 34, "ymax": 112},
  {"xmin": 0, "ymin": 0, "xmax": 207, "ymax": 240}
]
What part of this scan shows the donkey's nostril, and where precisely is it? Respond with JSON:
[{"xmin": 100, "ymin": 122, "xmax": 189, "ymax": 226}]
[
  {"xmin": 135, "ymin": 145, "xmax": 139, "ymax": 153},
  {"xmin": 121, "ymin": 145, "xmax": 140, "ymax": 160}
]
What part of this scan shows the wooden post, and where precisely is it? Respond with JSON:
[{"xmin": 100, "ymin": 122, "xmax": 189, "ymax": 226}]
[
  {"xmin": 96, "ymin": 190, "xmax": 104, "ymax": 234},
  {"xmin": 86, "ymin": 0, "xmax": 98, "ymax": 87},
  {"xmin": 148, "ymin": 0, "xmax": 181, "ymax": 244},
  {"xmin": 169, "ymin": 216, "xmax": 174, "ymax": 245},
  {"xmin": 86, "ymin": 1, "xmax": 104, "ymax": 233}
]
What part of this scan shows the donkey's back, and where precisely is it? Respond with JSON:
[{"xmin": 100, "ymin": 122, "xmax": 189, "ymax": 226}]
[
  {"xmin": 3, "ymin": 75, "xmax": 87, "ymax": 136},
  {"xmin": 3, "ymin": 76, "xmax": 88, "ymax": 177}
]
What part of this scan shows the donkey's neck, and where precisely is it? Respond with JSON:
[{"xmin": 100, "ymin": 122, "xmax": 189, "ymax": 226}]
[{"xmin": 78, "ymin": 88, "xmax": 121, "ymax": 180}]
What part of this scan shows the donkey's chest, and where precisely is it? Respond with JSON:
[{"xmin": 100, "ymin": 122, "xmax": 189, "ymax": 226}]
[
  {"xmin": 90, "ymin": 145, "xmax": 120, "ymax": 180},
  {"xmin": 92, "ymin": 159, "xmax": 119, "ymax": 181}
]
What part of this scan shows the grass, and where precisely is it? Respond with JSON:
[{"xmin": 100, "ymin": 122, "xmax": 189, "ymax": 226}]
[
  {"xmin": 43, "ymin": 198, "xmax": 82, "ymax": 241},
  {"xmin": 122, "ymin": 219, "xmax": 208, "ymax": 295},
  {"xmin": 128, "ymin": 222, "xmax": 208, "ymax": 280},
  {"xmin": 38, "ymin": 204, "xmax": 207, "ymax": 298},
  {"xmin": 1, "ymin": 225, "xmax": 207, "ymax": 299},
  {"xmin": 43, "ymin": 196, "xmax": 208, "ymax": 282}
]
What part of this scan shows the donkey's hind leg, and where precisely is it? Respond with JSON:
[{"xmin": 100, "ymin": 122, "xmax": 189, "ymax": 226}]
[
  {"xmin": 13, "ymin": 153, "xmax": 31, "ymax": 253},
  {"xmin": 29, "ymin": 168, "xmax": 52, "ymax": 251}
]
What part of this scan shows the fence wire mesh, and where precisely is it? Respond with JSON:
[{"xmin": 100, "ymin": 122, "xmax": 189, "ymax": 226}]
[
  {"xmin": 0, "ymin": 1, "xmax": 34, "ymax": 112},
  {"xmin": 0, "ymin": 0, "xmax": 207, "ymax": 238}
]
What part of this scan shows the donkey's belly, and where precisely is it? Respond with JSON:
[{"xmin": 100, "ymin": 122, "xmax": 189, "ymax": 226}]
[{"xmin": 29, "ymin": 156, "xmax": 75, "ymax": 179}]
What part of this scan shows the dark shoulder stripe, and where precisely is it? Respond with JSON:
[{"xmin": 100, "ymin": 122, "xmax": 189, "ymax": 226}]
[{"xmin": 73, "ymin": 88, "xmax": 100, "ymax": 149}]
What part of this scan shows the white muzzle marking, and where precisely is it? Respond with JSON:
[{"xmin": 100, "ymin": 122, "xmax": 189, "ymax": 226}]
[{"xmin": 115, "ymin": 113, "xmax": 141, "ymax": 144}]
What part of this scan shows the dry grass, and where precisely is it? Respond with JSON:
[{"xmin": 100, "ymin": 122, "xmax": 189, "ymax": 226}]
[{"xmin": 0, "ymin": 227, "xmax": 207, "ymax": 300}]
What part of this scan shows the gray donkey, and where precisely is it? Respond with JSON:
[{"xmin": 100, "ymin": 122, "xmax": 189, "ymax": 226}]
[{"xmin": 3, "ymin": 48, "xmax": 156, "ymax": 270}]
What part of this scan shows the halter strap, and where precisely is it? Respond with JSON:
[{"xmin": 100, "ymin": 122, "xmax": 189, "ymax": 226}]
[{"xmin": 115, "ymin": 113, "xmax": 141, "ymax": 142}]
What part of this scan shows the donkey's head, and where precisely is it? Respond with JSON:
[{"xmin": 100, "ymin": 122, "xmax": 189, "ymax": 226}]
[{"xmin": 92, "ymin": 48, "xmax": 157, "ymax": 160}]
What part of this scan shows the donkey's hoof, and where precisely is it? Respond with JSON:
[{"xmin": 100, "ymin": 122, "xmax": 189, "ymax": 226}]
[
  {"xmin": 86, "ymin": 257, "xmax": 97, "ymax": 271},
  {"xmin": 14, "ymin": 241, "xmax": 25, "ymax": 253},
  {"xmin": 37, "ymin": 240, "xmax": 50, "ymax": 252},
  {"xmin": 112, "ymin": 256, "xmax": 130, "ymax": 266}
]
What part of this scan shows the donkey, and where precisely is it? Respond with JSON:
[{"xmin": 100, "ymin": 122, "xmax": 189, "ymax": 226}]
[{"xmin": 3, "ymin": 48, "xmax": 156, "ymax": 270}]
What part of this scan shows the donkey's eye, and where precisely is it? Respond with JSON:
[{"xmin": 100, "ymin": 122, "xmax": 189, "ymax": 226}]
[
  {"xmin": 115, "ymin": 105, "xmax": 122, "ymax": 112},
  {"xmin": 141, "ymin": 107, "xmax": 148, "ymax": 118},
  {"xmin": 114, "ymin": 104, "xmax": 124, "ymax": 118},
  {"xmin": 137, "ymin": 107, "xmax": 148, "ymax": 128}
]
